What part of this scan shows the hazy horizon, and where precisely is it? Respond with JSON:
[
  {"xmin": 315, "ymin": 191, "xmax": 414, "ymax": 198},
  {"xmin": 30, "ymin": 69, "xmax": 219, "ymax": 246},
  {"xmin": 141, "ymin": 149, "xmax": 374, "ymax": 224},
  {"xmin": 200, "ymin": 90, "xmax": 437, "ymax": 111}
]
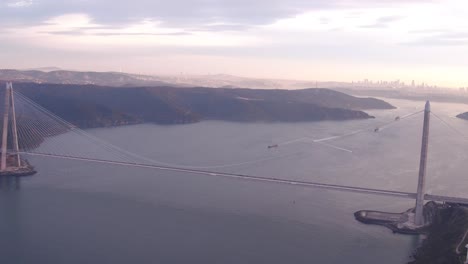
[
  {"xmin": 1, "ymin": 66, "xmax": 456, "ymax": 90},
  {"xmin": 3, "ymin": 0, "xmax": 468, "ymax": 87}
]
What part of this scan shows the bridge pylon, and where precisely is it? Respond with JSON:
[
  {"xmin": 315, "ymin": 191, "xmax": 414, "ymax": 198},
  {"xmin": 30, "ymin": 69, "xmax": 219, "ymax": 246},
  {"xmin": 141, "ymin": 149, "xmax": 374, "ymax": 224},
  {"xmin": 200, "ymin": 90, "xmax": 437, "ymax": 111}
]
[
  {"xmin": 1, "ymin": 82, "xmax": 21, "ymax": 172},
  {"xmin": 414, "ymin": 101, "xmax": 430, "ymax": 226}
]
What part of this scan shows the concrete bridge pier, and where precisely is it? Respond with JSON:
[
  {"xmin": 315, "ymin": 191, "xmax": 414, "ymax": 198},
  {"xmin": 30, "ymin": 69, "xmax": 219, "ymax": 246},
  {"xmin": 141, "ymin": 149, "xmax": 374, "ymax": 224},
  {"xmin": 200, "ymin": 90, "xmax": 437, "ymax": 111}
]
[
  {"xmin": 1, "ymin": 83, "xmax": 11, "ymax": 171},
  {"xmin": 414, "ymin": 101, "xmax": 431, "ymax": 226},
  {"xmin": 1, "ymin": 82, "xmax": 20, "ymax": 172}
]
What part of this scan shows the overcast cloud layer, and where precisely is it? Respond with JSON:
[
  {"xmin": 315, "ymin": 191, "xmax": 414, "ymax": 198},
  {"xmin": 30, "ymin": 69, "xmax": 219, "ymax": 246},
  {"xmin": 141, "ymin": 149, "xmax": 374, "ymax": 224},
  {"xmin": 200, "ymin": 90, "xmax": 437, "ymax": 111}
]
[
  {"xmin": 1, "ymin": 0, "xmax": 433, "ymax": 27},
  {"xmin": 3, "ymin": 0, "xmax": 468, "ymax": 87}
]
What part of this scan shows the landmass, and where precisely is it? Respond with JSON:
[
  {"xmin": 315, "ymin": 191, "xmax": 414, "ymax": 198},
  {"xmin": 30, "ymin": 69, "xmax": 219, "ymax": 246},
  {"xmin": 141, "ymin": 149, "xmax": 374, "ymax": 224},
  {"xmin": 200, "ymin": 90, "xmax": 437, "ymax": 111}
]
[
  {"xmin": 457, "ymin": 112, "xmax": 468, "ymax": 121},
  {"xmin": 1, "ymin": 82, "xmax": 394, "ymax": 128},
  {"xmin": 409, "ymin": 203, "xmax": 468, "ymax": 264},
  {"xmin": 0, "ymin": 69, "xmax": 382, "ymax": 89},
  {"xmin": 355, "ymin": 202, "xmax": 468, "ymax": 264},
  {"xmin": 338, "ymin": 88, "xmax": 468, "ymax": 106},
  {"xmin": 0, "ymin": 69, "xmax": 177, "ymax": 88}
]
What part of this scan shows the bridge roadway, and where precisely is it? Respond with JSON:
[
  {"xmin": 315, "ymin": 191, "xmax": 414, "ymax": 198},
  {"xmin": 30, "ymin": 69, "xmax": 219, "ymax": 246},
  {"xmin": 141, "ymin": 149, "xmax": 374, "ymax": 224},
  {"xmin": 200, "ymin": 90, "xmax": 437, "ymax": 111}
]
[{"xmin": 18, "ymin": 152, "xmax": 468, "ymax": 205}]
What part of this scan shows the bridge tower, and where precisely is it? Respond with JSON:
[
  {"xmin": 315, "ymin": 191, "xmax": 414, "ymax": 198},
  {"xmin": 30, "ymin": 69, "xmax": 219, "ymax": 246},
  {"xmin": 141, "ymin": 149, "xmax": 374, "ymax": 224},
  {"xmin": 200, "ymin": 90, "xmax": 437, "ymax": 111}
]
[
  {"xmin": 1, "ymin": 82, "xmax": 21, "ymax": 172},
  {"xmin": 414, "ymin": 101, "xmax": 430, "ymax": 226}
]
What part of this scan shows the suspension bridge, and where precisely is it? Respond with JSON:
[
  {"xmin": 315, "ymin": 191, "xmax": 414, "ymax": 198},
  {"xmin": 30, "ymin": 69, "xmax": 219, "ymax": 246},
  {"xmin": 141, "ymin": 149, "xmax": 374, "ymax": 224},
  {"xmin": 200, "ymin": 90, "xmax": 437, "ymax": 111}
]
[{"xmin": 1, "ymin": 82, "xmax": 468, "ymax": 227}]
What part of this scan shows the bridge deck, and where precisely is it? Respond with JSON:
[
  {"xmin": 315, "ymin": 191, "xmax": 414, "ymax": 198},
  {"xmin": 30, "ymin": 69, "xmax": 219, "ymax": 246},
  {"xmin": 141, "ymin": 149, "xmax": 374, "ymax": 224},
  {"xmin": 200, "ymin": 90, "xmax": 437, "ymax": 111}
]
[{"xmin": 12, "ymin": 152, "xmax": 468, "ymax": 205}]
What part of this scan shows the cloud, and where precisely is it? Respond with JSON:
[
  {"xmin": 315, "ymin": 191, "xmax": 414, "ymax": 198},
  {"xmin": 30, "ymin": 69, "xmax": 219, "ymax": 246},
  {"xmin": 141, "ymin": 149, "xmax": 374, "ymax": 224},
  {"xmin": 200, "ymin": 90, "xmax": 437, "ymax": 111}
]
[
  {"xmin": 403, "ymin": 31, "xmax": 468, "ymax": 46},
  {"xmin": 5, "ymin": 13, "xmax": 263, "ymax": 51},
  {"xmin": 41, "ymin": 30, "xmax": 191, "ymax": 37},
  {"xmin": 377, "ymin": 15, "xmax": 403, "ymax": 23},
  {"xmin": 320, "ymin": 17, "xmax": 331, "ymax": 24},
  {"xmin": 360, "ymin": 15, "xmax": 404, "ymax": 28},
  {"xmin": 190, "ymin": 24, "xmax": 251, "ymax": 32},
  {"xmin": 93, "ymin": 32, "xmax": 191, "ymax": 36},
  {"xmin": 8, "ymin": 0, "xmax": 468, "ymax": 87},
  {"xmin": 408, "ymin": 29, "xmax": 450, "ymax": 34},
  {"xmin": 6, "ymin": 0, "xmax": 33, "ymax": 8},
  {"xmin": 0, "ymin": 0, "xmax": 433, "ymax": 30},
  {"xmin": 39, "ymin": 30, "xmax": 85, "ymax": 36}
]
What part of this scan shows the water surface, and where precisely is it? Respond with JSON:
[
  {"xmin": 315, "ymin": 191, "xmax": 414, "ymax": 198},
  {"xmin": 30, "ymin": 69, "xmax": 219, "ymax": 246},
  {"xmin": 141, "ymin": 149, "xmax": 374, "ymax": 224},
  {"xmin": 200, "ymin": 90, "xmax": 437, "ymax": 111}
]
[{"xmin": 2, "ymin": 98, "xmax": 468, "ymax": 263}]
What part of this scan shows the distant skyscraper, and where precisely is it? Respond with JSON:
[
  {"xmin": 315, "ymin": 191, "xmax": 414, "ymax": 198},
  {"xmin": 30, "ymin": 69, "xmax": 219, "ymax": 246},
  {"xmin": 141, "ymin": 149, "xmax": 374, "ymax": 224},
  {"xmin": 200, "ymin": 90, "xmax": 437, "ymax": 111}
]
[{"xmin": 411, "ymin": 80, "xmax": 415, "ymax": 87}]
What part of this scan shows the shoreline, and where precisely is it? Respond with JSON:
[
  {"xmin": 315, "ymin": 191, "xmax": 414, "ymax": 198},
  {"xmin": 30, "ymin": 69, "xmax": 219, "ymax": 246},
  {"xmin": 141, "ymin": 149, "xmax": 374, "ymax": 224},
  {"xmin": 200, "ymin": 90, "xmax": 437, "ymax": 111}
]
[{"xmin": 355, "ymin": 202, "xmax": 468, "ymax": 264}]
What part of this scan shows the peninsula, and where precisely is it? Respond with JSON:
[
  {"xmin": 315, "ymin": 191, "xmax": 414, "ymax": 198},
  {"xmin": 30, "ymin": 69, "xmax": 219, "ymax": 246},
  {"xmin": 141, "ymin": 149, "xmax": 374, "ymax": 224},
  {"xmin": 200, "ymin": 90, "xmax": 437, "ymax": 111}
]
[{"xmin": 3, "ymin": 81, "xmax": 395, "ymax": 128}]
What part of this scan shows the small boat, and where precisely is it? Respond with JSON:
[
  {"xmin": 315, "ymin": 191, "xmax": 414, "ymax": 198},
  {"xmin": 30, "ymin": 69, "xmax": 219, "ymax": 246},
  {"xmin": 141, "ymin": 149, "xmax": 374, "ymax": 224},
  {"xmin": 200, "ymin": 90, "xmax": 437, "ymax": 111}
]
[
  {"xmin": 374, "ymin": 128, "xmax": 380, "ymax": 132},
  {"xmin": 268, "ymin": 144, "xmax": 279, "ymax": 149},
  {"xmin": 395, "ymin": 116, "xmax": 401, "ymax": 121}
]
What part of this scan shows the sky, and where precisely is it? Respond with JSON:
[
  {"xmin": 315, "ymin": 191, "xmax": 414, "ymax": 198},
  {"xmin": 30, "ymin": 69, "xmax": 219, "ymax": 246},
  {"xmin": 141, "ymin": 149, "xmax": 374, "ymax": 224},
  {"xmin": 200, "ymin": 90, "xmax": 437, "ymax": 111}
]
[{"xmin": 2, "ymin": 0, "xmax": 468, "ymax": 87}]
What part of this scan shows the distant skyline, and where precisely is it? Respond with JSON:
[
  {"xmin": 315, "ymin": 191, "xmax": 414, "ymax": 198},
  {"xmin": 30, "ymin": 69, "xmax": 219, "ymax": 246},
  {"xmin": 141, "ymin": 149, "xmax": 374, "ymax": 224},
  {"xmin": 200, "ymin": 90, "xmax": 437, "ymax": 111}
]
[{"xmin": 2, "ymin": 0, "xmax": 468, "ymax": 88}]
